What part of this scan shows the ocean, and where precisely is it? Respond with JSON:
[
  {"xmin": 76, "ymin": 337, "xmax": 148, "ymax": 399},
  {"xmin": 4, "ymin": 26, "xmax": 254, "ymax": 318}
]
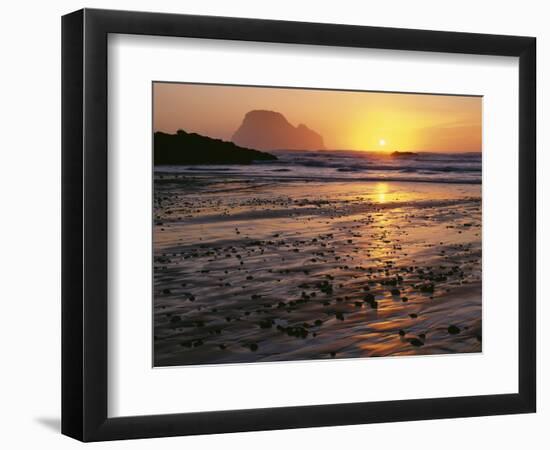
[{"xmin": 156, "ymin": 150, "xmax": 481, "ymax": 184}]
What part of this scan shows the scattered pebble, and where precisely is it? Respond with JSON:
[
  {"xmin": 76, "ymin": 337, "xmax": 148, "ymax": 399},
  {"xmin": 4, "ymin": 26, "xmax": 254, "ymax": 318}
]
[{"xmin": 448, "ymin": 325, "xmax": 460, "ymax": 335}]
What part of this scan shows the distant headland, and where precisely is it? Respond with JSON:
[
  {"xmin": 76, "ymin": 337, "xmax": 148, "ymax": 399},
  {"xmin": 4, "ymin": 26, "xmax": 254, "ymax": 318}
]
[
  {"xmin": 154, "ymin": 130, "xmax": 277, "ymax": 165},
  {"xmin": 232, "ymin": 110, "xmax": 325, "ymax": 151}
]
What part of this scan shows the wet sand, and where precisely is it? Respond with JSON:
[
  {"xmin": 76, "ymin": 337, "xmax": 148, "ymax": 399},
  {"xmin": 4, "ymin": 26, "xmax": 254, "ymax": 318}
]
[{"xmin": 153, "ymin": 174, "xmax": 481, "ymax": 366}]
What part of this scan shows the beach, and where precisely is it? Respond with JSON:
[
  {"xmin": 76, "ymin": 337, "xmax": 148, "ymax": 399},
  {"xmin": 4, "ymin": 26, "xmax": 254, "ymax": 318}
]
[{"xmin": 153, "ymin": 153, "xmax": 482, "ymax": 366}]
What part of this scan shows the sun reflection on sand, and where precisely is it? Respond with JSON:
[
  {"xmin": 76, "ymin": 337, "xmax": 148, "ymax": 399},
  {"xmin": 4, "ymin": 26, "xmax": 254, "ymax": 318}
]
[
  {"xmin": 375, "ymin": 182, "xmax": 389, "ymax": 203},
  {"xmin": 154, "ymin": 176, "xmax": 482, "ymax": 365}
]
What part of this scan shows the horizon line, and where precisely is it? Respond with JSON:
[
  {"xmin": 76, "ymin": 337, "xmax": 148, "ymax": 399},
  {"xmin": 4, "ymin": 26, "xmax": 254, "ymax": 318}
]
[{"xmin": 153, "ymin": 128, "xmax": 481, "ymax": 154}]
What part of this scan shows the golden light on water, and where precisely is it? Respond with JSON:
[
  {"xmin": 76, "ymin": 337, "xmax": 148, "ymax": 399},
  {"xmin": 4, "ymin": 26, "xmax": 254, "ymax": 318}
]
[{"xmin": 376, "ymin": 182, "xmax": 389, "ymax": 203}]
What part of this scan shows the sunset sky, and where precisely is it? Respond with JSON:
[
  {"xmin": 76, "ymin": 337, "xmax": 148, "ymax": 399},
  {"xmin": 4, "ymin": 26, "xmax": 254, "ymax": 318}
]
[{"xmin": 153, "ymin": 82, "xmax": 482, "ymax": 153}]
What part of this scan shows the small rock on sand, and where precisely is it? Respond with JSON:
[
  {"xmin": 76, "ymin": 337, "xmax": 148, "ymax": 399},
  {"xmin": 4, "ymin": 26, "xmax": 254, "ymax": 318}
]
[{"xmin": 448, "ymin": 325, "xmax": 460, "ymax": 335}]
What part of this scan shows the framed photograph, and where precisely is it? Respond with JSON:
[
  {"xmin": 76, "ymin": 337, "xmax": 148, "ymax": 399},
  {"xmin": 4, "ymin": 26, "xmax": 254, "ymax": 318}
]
[{"xmin": 62, "ymin": 8, "xmax": 536, "ymax": 441}]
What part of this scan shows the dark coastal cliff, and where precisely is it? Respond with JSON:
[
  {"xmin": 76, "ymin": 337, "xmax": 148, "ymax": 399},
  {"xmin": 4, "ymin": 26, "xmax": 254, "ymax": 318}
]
[
  {"xmin": 154, "ymin": 130, "xmax": 277, "ymax": 165},
  {"xmin": 232, "ymin": 110, "xmax": 325, "ymax": 151}
]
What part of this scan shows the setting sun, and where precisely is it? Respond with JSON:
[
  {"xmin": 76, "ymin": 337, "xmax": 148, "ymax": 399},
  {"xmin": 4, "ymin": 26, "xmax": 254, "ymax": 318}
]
[{"xmin": 154, "ymin": 83, "xmax": 482, "ymax": 153}]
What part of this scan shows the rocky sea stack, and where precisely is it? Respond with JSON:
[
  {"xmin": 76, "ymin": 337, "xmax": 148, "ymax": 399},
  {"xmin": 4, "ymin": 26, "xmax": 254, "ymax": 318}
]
[{"xmin": 232, "ymin": 110, "xmax": 325, "ymax": 151}]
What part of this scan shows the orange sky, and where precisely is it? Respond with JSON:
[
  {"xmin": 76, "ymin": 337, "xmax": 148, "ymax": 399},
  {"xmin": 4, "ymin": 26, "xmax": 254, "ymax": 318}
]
[{"xmin": 153, "ymin": 82, "xmax": 482, "ymax": 152}]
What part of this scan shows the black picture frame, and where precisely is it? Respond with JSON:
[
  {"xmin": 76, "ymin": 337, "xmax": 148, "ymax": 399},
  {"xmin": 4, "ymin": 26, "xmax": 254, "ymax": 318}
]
[{"xmin": 62, "ymin": 8, "xmax": 536, "ymax": 442}]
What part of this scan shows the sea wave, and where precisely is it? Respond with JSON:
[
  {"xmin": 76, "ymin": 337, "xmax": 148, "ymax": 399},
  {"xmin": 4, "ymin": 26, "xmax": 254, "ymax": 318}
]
[{"xmin": 156, "ymin": 149, "xmax": 481, "ymax": 184}]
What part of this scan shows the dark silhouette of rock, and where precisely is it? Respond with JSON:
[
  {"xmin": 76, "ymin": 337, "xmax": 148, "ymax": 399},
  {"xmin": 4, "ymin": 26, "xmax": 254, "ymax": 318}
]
[
  {"xmin": 154, "ymin": 129, "xmax": 277, "ymax": 165},
  {"xmin": 390, "ymin": 151, "xmax": 419, "ymax": 158},
  {"xmin": 447, "ymin": 325, "xmax": 461, "ymax": 335},
  {"xmin": 408, "ymin": 338, "xmax": 424, "ymax": 347},
  {"xmin": 232, "ymin": 110, "xmax": 325, "ymax": 151}
]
